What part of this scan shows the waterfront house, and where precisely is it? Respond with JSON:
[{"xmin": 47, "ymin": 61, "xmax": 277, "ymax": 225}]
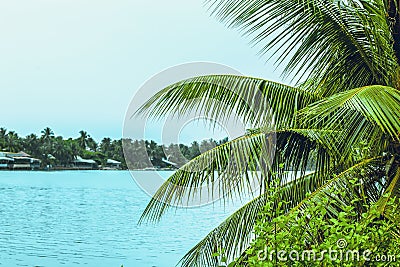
[
  {"xmin": 0, "ymin": 155, "xmax": 13, "ymax": 169},
  {"xmin": 0, "ymin": 151, "xmax": 41, "ymax": 170},
  {"xmin": 11, "ymin": 156, "xmax": 41, "ymax": 170},
  {"xmin": 105, "ymin": 159, "xmax": 121, "ymax": 169},
  {"xmin": 72, "ymin": 156, "xmax": 98, "ymax": 169},
  {"xmin": 30, "ymin": 158, "xmax": 41, "ymax": 170},
  {"xmin": 13, "ymin": 157, "xmax": 33, "ymax": 169}
]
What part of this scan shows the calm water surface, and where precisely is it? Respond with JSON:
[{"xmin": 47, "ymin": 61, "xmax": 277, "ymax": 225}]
[{"xmin": 0, "ymin": 171, "xmax": 241, "ymax": 267}]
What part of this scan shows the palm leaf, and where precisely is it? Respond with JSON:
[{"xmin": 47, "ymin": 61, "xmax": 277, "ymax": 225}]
[
  {"xmin": 375, "ymin": 166, "xmax": 400, "ymax": 222},
  {"xmin": 290, "ymin": 156, "xmax": 387, "ymax": 222},
  {"xmin": 135, "ymin": 75, "xmax": 319, "ymax": 129},
  {"xmin": 179, "ymin": 172, "xmax": 330, "ymax": 267},
  {"xmin": 139, "ymin": 129, "xmax": 332, "ymax": 223},
  {"xmin": 205, "ymin": 0, "xmax": 399, "ymax": 96},
  {"xmin": 297, "ymin": 85, "xmax": 400, "ymax": 167},
  {"xmin": 234, "ymin": 157, "xmax": 393, "ymax": 264}
]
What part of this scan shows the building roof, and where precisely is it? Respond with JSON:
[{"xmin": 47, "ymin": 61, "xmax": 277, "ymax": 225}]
[
  {"xmin": 13, "ymin": 156, "xmax": 41, "ymax": 163},
  {"xmin": 0, "ymin": 156, "xmax": 14, "ymax": 161},
  {"xmin": 107, "ymin": 159, "xmax": 121, "ymax": 164},
  {"xmin": 18, "ymin": 151, "xmax": 31, "ymax": 157},
  {"xmin": 3, "ymin": 151, "xmax": 31, "ymax": 158},
  {"xmin": 162, "ymin": 158, "xmax": 178, "ymax": 166},
  {"xmin": 73, "ymin": 156, "xmax": 97, "ymax": 164}
]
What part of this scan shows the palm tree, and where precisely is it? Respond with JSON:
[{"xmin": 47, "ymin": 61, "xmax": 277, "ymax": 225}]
[
  {"xmin": 40, "ymin": 127, "xmax": 55, "ymax": 163},
  {"xmin": 0, "ymin": 127, "xmax": 7, "ymax": 150},
  {"xmin": 23, "ymin": 134, "xmax": 40, "ymax": 156},
  {"xmin": 41, "ymin": 127, "xmax": 54, "ymax": 141},
  {"xmin": 137, "ymin": 1, "xmax": 400, "ymax": 266},
  {"xmin": 66, "ymin": 138, "xmax": 81, "ymax": 158},
  {"xmin": 100, "ymin": 137, "xmax": 112, "ymax": 156},
  {"xmin": 6, "ymin": 131, "xmax": 21, "ymax": 152},
  {"xmin": 78, "ymin": 130, "xmax": 89, "ymax": 150},
  {"xmin": 53, "ymin": 136, "xmax": 73, "ymax": 166},
  {"xmin": 145, "ymin": 140, "xmax": 159, "ymax": 161},
  {"xmin": 87, "ymin": 137, "xmax": 98, "ymax": 152}
]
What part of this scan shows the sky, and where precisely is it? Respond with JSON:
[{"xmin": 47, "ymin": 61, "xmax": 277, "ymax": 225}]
[{"xmin": 0, "ymin": 0, "xmax": 285, "ymax": 143}]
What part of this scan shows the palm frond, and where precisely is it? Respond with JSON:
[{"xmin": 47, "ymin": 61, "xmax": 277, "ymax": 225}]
[
  {"xmin": 237, "ymin": 157, "xmax": 393, "ymax": 261},
  {"xmin": 139, "ymin": 129, "xmax": 332, "ymax": 223},
  {"xmin": 205, "ymin": 0, "xmax": 399, "ymax": 95},
  {"xmin": 375, "ymin": 166, "xmax": 400, "ymax": 222},
  {"xmin": 298, "ymin": 85, "xmax": 400, "ymax": 164},
  {"xmin": 135, "ymin": 75, "xmax": 320, "ymax": 129},
  {"xmin": 179, "ymin": 172, "xmax": 330, "ymax": 267},
  {"xmin": 290, "ymin": 156, "xmax": 387, "ymax": 221},
  {"xmin": 139, "ymin": 133, "xmax": 270, "ymax": 223}
]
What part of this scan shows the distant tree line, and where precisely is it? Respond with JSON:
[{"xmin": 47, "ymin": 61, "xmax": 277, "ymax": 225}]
[
  {"xmin": 123, "ymin": 138, "xmax": 228, "ymax": 169},
  {"xmin": 0, "ymin": 127, "xmax": 228, "ymax": 169}
]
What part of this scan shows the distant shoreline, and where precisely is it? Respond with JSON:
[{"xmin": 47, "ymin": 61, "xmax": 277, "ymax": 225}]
[
  {"xmin": 0, "ymin": 168, "xmax": 175, "ymax": 172},
  {"xmin": 1, "ymin": 127, "xmax": 229, "ymax": 171}
]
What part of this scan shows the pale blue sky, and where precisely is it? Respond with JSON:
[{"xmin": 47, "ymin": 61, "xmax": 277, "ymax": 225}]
[{"xmin": 0, "ymin": 0, "xmax": 285, "ymax": 142}]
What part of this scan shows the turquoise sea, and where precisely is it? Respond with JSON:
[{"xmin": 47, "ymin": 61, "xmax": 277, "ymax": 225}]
[{"xmin": 0, "ymin": 171, "xmax": 240, "ymax": 267}]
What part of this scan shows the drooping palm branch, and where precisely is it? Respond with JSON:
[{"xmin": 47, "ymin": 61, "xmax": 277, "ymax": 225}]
[
  {"xmin": 136, "ymin": 75, "xmax": 320, "ymax": 128},
  {"xmin": 137, "ymin": 78, "xmax": 399, "ymax": 266},
  {"xmin": 136, "ymin": 1, "xmax": 400, "ymax": 266},
  {"xmin": 139, "ymin": 128, "xmax": 333, "ymax": 224},
  {"xmin": 205, "ymin": 0, "xmax": 399, "ymax": 96},
  {"xmin": 178, "ymin": 171, "xmax": 333, "ymax": 266}
]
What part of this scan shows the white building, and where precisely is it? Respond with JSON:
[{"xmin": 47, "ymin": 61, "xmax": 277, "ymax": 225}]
[
  {"xmin": 105, "ymin": 159, "xmax": 121, "ymax": 169},
  {"xmin": 72, "ymin": 156, "xmax": 98, "ymax": 169}
]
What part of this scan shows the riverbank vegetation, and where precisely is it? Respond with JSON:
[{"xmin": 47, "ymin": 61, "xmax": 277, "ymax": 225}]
[
  {"xmin": 137, "ymin": 1, "xmax": 400, "ymax": 266},
  {"xmin": 0, "ymin": 127, "xmax": 226, "ymax": 169}
]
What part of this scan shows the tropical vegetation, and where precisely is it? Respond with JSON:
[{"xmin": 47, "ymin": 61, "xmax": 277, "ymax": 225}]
[
  {"xmin": 0, "ymin": 127, "xmax": 125, "ymax": 168},
  {"xmin": 0, "ymin": 127, "xmax": 222, "ymax": 169},
  {"xmin": 137, "ymin": 0, "xmax": 400, "ymax": 266},
  {"xmin": 245, "ymin": 170, "xmax": 400, "ymax": 266}
]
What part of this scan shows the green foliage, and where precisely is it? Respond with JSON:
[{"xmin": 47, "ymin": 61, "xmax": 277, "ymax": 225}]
[
  {"xmin": 0, "ymin": 127, "xmax": 226, "ymax": 170},
  {"xmin": 205, "ymin": 0, "xmax": 399, "ymax": 96},
  {"xmin": 0, "ymin": 127, "xmax": 125, "ymax": 168},
  {"xmin": 136, "ymin": 75, "xmax": 319, "ymax": 130},
  {"xmin": 211, "ymin": 248, "xmax": 237, "ymax": 267},
  {"xmin": 245, "ymin": 188, "xmax": 400, "ymax": 266},
  {"xmin": 134, "ymin": 1, "xmax": 400, "ymax": 266}
]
